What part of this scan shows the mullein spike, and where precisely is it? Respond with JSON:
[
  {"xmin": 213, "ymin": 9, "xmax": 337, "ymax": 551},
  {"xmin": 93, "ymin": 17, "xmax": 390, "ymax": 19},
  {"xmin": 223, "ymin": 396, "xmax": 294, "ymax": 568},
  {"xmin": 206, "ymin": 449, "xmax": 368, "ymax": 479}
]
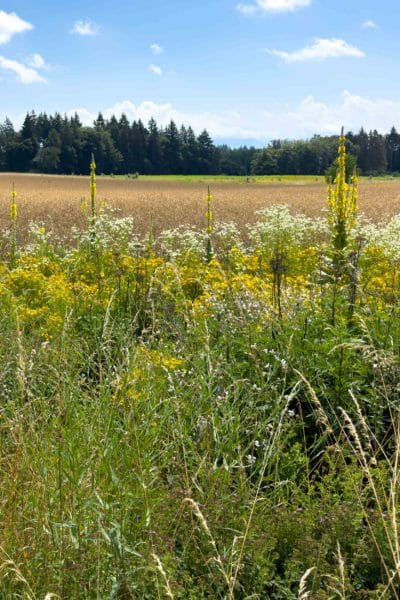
[
  {"xmin": 10, "ymin": 182, "xmax": 17, "ymax": 220},
  {"xmin": 89, "ymin": 154, "xmax": 98, "ymax": 249},
  {"xmin": 205, "ymin": 186, "xmax": 213, "ymax": 262},
  {"xmin": 328, "ymin": 129, "xmax": 358, "ymax": 254},
  {"xmin": 10, "ymin": 182, "xmax": 18, "ymax": 267},
  {"xmin": 146, "ymin": 216, "xmax": 154, "ymax": 253},
  {"xmin": 90, "ymin": 154, "xmax": 97, "ymax": 220}
]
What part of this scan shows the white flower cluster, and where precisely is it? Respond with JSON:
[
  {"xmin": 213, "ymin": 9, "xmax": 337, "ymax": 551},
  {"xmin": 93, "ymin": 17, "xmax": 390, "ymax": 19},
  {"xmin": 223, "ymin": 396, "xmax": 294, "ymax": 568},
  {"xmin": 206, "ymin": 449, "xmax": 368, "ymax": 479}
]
[
  {"xmin": 360, "ymin": 215, "xmax": 400, "ymax": 261},
  {"xmin": 158, "ymin": 226, "xmax": 206, "ymax": 260},
  {"xmin": 25, "ymin": 222, "xmax": 54, "ymax": 255},
  {"xmin": 77, "ymin": 212, "xmax": 139, "ymax": 254},
  {"xmin": 213, "ymin": 221, "xmax": 244, "ymax": 252},
  {"xmin": 248, "ymin": 205, "xmax": 327, "ymax": 252}
]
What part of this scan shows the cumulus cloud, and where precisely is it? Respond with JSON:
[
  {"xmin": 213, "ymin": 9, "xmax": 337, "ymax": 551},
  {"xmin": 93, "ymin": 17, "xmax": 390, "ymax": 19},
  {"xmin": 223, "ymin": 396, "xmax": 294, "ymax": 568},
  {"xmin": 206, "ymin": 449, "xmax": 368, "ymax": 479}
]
[
  {"xmin": 362, "ymin": 19, "xmax": 378, "ymax": 29},
  {"xmin": 0, "ymin": 13, "xmax": 47, "ymax": 84},
  {"xmin": 26, "ymin": 53, "xmax": 48, "ymax": 70},
  {"xmin": 71, "ymin": 20, "xmax": 100, "ymax": 36},
  {"xmin": 0, "ymin": 55, "xmax": 46, "ymax": 84},
  {"xmin": 237, "ymin": 0, "xmax": 311, "ymax": 15},
  {"xmin": 150, "ymin": 43, "xmax": 163, "ymax": 55},
  {"xmin": 259, "ymin": 92, "xmax": 400, "ymax": 139},
  {"xmin": 148, "ymin": 64, "xmax": 162, "ymax": 76},
  {"xmin": 67, "ymin": 92, "xmax": 400, "ymax": 142},
  {"xmin": 0, "ymin": 10, "xmax": 33, "ymax": 44},
  {"xmin": 270, "ymin": 38, "xmax": 365, "ymax": 62},
  {"xmin": 68, "ymin": 100, "xmax": 255, "ymax": 140}
]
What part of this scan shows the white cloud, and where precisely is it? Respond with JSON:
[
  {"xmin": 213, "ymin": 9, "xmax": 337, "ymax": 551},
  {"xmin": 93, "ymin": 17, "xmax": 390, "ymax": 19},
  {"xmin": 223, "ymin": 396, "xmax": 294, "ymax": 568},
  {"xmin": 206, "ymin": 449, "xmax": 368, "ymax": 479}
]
[
  {"xmin": 236, "ymin": 3, "xmax": 258, "ymax": 14},
  {"xmin": 270, "ymin": 38, "xmax": 365, "ymax": 62},
  {"xmin": 0, "ymin": 10, "xmax": 33, "ymax": 44},
  {"xmin": 26, "ymin": 53, "xmax": 48, "ymax": 70},
  {"xmin": 259, "ymin": 92, "xmax": 400, "ymax": 139},
  {"xmin": 264, "ymin": 92, "xmax": 399, "ymax": 137},
  {"xmin": 68, "ymin": 100, "xmax": 256, "ymax": 140},
  {"xmin": 0, "ymin": 13, "xmax": 47, "ymax": 84},
  {"xmin": 237, "ymin": 0, "xmax": 311, "ymax": 15},
  {"xmin": 150, "ymin": 43, "xmax": 163, "ymax": 55},
  {"xmin": 148, "ymin": 64, "xmax": 162, "ymax": 76},
  {"xmin": 0, "ymin": 55, "xmax": 46, "ymax": 84},
  {"xmin": 71, "ymin": 20, "xmax": 100, "ymax": 36},
  {"xmin": 362, "ymin": 19, "xmax": 378, "ymax": 30},
  {"xmin": 67, "ymin": 92, "xmax": 400, "ymax": 142}
]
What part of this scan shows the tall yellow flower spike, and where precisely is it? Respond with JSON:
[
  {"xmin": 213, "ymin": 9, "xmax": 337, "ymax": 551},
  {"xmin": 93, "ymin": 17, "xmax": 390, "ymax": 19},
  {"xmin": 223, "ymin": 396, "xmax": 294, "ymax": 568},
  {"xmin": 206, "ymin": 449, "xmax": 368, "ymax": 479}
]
[
  {"xmin": 10, "ymin": 181, "xmax": 18, "ymax": 266},
  {"xmin": 206, "ymin": 186, "xmax": 213, "ymax": 235},
  {"xmin": 328, "ymin": 127, "xmax": 358, "ymax": 251},
  {"xmin": 10, "ymin": 182, "xmax": 17, "ymax": 221},
  {"xmin": 90, "ymin": 153, "xmax": 97, "ymax": 219},
  {"xmin": 205, "ymin": 186, "xmax": 213, "ymax": 262}
]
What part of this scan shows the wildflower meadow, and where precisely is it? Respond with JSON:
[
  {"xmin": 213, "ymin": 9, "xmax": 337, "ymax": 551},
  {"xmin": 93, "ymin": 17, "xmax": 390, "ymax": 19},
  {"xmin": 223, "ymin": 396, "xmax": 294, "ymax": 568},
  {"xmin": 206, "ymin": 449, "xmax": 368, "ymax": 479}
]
[{"xmin": 1, "ymin": 134, "xmax": 400, "ymax": 598}]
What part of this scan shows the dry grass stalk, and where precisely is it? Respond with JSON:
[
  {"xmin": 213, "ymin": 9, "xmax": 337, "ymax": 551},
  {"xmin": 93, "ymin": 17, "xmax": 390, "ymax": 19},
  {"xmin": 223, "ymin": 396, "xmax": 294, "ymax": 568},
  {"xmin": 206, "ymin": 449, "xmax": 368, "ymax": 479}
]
[
  {"xmin": 183, "ymin": 497, "xmax": 232, "ymax": 592},
  {"xmin": 295, "ymin": 370, "xmax": 333, "ymax": 435},
  {"xmin": 339, "ymin": 405, "xmax": 400, "ymax": 598},
  {"xmin": 152, "ymin": 553, "xmax": 175, "ymax": 599},
  {"xmin": 0, "ymin": 547, "xmax": 36, "ymax": 600},
  {"xmin": 298, "ymin": 566, "xmax": 315, "ymax": 599}
]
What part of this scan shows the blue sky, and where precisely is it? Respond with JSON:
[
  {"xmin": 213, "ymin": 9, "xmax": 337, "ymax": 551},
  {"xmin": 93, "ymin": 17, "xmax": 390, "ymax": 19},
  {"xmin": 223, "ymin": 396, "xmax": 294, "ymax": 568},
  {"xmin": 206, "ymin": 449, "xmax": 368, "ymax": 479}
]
[{"xmin": 0, "ymin": 0, "xmax": 399, "ymax": 145}]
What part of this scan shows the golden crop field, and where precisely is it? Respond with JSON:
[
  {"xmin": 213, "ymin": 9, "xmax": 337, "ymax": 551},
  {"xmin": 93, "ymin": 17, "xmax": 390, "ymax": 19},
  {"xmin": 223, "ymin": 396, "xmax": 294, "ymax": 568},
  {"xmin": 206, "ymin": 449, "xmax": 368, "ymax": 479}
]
[{"xmin": 1, "ymin": 173, "xmax": 400, "ymax": 241}]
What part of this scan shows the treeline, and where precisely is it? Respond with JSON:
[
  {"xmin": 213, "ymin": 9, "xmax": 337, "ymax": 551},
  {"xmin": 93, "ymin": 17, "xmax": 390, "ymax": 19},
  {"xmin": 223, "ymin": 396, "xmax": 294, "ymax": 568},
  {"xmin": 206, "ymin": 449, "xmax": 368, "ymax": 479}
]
[
  {"xmin": 252, "ymin": 128, "xmax": 400, "ymax": 176},
  {"xmin": 1, "ymin": 110, "xmax": 400, "ymax": 176},
  {"xmin": 0, "ymin": 111, "xmax": 257, "ymax": 176}
]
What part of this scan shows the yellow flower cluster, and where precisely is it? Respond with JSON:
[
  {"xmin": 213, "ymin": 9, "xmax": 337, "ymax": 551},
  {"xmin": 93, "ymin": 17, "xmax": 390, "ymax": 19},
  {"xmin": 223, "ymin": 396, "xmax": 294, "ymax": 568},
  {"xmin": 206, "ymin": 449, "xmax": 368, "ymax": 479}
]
[
  {"xmin": 10, "ymin": 182, "xmax": 17, "ymax": 221},
  {"xmin": 328, "ymin": 129, "xmax": 358, "ymax": 250},
  {"xmin": 112, "ymin": 345, "xmax": 184, "ymax": 403}
]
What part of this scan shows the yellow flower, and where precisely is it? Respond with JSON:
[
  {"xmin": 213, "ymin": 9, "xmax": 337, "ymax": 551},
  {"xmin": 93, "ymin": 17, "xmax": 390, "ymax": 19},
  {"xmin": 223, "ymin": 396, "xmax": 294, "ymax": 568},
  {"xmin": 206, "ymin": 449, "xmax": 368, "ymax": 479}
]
[
  {"xmin": 10, "ymin": 202, "xmax": 17, "ymax": 221},
  {"xmin": 328, "ymin": 129, "xmax": 358, "ymax": 250}
]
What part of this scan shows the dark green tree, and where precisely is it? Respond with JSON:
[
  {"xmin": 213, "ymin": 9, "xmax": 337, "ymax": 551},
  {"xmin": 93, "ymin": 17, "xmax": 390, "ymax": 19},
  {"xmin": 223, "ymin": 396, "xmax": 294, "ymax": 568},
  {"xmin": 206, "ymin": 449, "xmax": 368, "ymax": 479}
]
[
  {"xmin": 386, "ymin": 126, "xmax": 400, "ymax": 172},
  {"xmin": 0, "ymin": 118, "xmax": 17, "ymax": 170},
  {"xmin": 78, "ymin": 128, "xmax": 123, "ymax": 174},
  {"xmin": 33, "ymin": 128, "xmax": 62, "ymax": 173},
  {"xmin": 367, "ymin": 130, "xmax": 387, "ymax": 174},
  {"xmin": 197, "ymin": 129, "xmax": 215, "ymax": 174},
  {"xmin": 162, "ymin": 120, "xmax": 182, "ymax": 173},
  {"xmin": 181, "ymin": 126, "xmax": 198, "ymax": 174},
  {"xmin": 14, "ymin": 112, "xmax": 39, "ymax": 171},
  {"xmin": 130, "ymin": 120, "xmax": 147, "ymax": 173},
  {"xmin": 146, "ymin": 118, "xmax": 163, "ymax": 174},
  {"xmin": 251, "ymin": 148, "xmax": 278, "ymax": 175}
]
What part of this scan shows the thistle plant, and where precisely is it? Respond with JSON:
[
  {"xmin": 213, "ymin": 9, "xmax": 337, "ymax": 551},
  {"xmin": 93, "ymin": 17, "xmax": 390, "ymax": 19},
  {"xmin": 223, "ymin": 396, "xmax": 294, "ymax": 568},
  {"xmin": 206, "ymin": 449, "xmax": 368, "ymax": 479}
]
[
  {"xmin": 328, "ymin": 128, "xmax": 358, "ymax": 254},
  {"xmin": 205, "ymin": 186, "xmax": 213, "ymax": 262},
  {"xmin": 9, "ymin": 182, "xmax": 18, "ymax": 267}
]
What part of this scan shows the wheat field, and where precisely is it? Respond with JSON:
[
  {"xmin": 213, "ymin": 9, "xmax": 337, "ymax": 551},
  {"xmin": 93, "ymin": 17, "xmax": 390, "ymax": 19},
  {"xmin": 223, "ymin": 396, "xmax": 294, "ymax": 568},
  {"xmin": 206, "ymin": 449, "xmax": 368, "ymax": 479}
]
[{"xmin": 1, "ymin": 173, "xmax": 400, "ymax": 242}]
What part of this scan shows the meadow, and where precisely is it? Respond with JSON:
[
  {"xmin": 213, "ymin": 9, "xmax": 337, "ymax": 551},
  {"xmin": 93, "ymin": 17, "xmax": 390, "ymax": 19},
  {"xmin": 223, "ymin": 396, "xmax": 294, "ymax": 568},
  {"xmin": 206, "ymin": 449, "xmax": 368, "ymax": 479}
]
[{"xmin": 2, "ymin": 142, "xmax": 400, "ymax": 598}]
